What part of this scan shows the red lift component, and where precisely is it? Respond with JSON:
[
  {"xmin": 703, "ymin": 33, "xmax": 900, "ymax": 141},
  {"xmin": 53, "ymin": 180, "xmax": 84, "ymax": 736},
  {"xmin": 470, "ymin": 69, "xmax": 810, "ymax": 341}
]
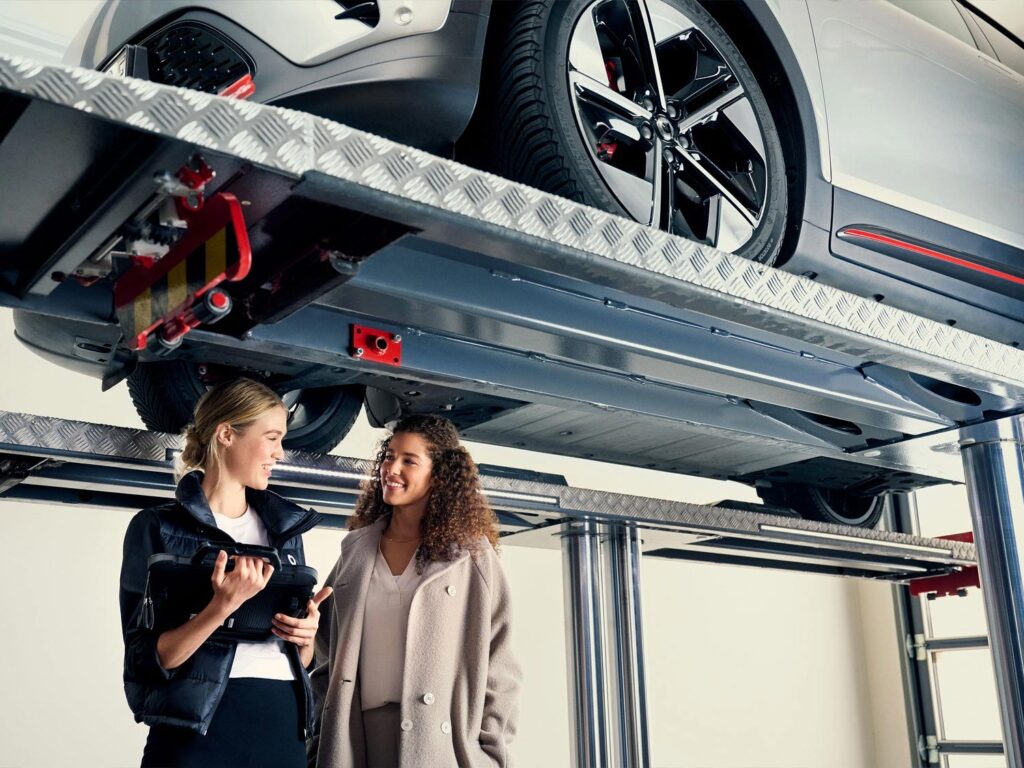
[
  {"xmin": 350, "ymin": 325, "xmax": 403, "ymax": 367},
  {"xmin": 114, "ymin": 158, "xmax": 252, "ymax": 353},
  {"xmin": 174, "ymin": 155, "xmax": 216, "ymax": 211},
  {"xmin": 908, "ymin": 532, "xmax": 981, "ymax": 599}
]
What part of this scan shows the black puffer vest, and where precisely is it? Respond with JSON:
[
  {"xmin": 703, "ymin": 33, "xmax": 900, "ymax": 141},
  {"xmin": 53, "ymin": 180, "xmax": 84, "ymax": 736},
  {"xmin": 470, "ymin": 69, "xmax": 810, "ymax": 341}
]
[{"xmin": 118, "ymin": 471, "xmax": 322, "ymax": 736}]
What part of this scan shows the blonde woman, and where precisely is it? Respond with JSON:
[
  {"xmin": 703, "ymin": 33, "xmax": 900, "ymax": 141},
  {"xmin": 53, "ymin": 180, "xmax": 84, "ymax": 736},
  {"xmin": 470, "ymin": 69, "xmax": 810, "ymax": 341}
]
[
  {"xmin": 119, "ymin": 378, "xmax": 331, "ymax": 767},
  {"xmin": 309, "ymin": 415, "xmax": 521, "ymax": 768}
]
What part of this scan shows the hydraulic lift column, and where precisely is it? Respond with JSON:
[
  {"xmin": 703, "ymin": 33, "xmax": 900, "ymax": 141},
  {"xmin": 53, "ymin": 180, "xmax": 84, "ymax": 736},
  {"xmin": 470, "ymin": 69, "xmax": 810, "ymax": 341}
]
[
  {"xmin": 562, "ymin": 520, "xmax": 610, "ymax": 767},
  {"xmin": 562, "ymin": 520, "xmax": 653, "ymax": 768},
  {"xmin": 960, "ymin": 415, "xmax": 1024, "ymax": 765}
]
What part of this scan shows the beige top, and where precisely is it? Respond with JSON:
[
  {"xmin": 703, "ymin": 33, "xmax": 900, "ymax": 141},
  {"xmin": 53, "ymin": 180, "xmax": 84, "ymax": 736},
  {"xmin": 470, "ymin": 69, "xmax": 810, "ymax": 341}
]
[{"xmin": 358, "ymin": 541, "xmax": 423, "ymax": 710}]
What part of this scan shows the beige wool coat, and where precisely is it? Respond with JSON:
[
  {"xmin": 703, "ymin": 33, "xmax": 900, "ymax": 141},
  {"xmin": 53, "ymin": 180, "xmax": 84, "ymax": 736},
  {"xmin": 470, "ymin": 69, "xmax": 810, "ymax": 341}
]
[{"xmin": 307, "ymin": 518, "xmax": 522, "ymax": 768}]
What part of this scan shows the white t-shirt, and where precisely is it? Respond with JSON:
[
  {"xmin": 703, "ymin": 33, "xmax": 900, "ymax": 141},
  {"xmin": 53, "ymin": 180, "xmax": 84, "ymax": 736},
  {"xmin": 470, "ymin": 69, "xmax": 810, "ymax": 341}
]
[
  {"xmin": 359, "ymin": 541, "xmax": 424, "ymax": 710},
  {"xmin": 211, "ymin": 505, "xmax": 295, "ymax": 681}
]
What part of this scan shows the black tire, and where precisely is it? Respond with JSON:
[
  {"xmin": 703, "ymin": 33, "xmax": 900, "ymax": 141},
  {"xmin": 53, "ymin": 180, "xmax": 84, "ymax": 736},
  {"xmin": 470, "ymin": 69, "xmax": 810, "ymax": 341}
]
[
  {"xmin": 757, "ymin": 484, "xmax": 885, "ymax": 529},
  {"xmin": 127, "ymin": 361, "xmax": 363, "ymax": 454},
  {"xmin": 481, "ymin": 0, "xmax": 788, "ymax": 264}
]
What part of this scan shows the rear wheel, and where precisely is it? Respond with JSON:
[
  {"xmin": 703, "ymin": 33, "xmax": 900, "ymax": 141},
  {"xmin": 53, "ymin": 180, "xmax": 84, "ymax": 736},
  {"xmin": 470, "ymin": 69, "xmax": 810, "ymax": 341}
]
[
  {"xmin": 127, "ymin": 361, "xmax": 363, "ymax": 453},
  {"xmin": 758, "ymin": 484, "xmax": 885, "ymax": 529},
  {"xmin": 483, "ymin": 0, "xmax": 788, "ymax": 262}
]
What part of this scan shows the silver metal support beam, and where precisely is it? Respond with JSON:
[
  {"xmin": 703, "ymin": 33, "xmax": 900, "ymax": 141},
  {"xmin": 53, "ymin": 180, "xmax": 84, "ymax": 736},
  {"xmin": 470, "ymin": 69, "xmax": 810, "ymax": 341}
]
[
  {"xmin": 602, "ymin": 524, "xmax": 652, "ymax": 768},
  {"xmin": 562, "ymin": 520, "xmax": 610, "ymax": 768},
  {"xmin": 561, "ymin": 521, "xmax": 654, "ymax": 768},
  {"xmin": 960, "ymin": 414, "xmax": 1024, "ymax": 767}
]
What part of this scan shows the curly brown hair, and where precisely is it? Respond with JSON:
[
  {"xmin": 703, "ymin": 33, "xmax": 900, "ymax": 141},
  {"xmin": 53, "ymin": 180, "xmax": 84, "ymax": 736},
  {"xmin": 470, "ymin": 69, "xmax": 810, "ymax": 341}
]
[{"xmin": 348, "ymin": 415, "xmax": 499, "ymax": 571}]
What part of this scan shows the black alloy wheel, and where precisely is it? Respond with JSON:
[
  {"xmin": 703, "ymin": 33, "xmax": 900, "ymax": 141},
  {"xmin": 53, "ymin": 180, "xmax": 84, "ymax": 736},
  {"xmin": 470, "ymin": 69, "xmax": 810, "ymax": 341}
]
[
  {"xmin": 485, "ymin": 0, "xmax": 788, "ymax": 263},
  {"xmin": 758, "ymin": 484, "xmax": 886, "ymax": 529},
  {"xmin": 127, "ymin": 361, "xmax": 363, "ymax": 454}
]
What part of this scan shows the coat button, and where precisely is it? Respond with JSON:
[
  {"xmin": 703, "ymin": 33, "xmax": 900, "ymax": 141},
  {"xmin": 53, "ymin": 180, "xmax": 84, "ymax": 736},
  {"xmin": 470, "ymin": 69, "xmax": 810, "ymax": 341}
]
[
  {"xmin": 440, "ymin": 720, "xmax": 452, "ymax": 735},
  {"xmin": 422, "ymin": 692, "xmax": 435, "ymax": 705},
  {"xmin": 446, "ymin": 585, "xmax": 456, "ymax": 596},
  {"xmin": 401, "ymin": 719, "xmax": 414, "ymax": 732}
]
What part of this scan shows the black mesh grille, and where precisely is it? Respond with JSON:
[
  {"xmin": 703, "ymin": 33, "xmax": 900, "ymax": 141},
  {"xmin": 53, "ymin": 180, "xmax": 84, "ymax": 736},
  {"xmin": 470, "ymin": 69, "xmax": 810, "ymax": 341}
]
[{"xmin": 141, "ymin": 23, "xmax": 253, "ymax": 94}]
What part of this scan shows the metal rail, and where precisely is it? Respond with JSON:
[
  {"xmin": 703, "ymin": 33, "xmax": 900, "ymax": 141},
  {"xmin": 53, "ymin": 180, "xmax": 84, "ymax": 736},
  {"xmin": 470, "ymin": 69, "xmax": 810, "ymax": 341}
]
[{"xmin": 0, "ymin": 410, "xmax": 976, "ymax": 580}]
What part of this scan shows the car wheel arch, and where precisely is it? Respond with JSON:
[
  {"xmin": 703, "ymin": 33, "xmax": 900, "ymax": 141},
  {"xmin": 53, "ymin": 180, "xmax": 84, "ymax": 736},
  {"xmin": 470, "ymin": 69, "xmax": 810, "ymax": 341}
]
[{"xmin": 699, "ymin": 0, "xmax": 829, "ymax": 260}]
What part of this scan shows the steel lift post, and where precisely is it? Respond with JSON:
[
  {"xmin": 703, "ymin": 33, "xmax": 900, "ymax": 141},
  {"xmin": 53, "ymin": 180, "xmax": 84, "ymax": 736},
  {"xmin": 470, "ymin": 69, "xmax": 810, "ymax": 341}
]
[
  {"xmin": 562, "ymin": 520, "xmax": 612, "ymax": 767},
  {"xmin": 960, "ymin": 415, "xmax": 1024, "ymax": 765},
  {"xmin": 562, "ymin": 520, "xmax": 651, "ymax": 768},
  {"xmin": 601, "ymin": 523, "xmax": 651, "ymax": 768}
]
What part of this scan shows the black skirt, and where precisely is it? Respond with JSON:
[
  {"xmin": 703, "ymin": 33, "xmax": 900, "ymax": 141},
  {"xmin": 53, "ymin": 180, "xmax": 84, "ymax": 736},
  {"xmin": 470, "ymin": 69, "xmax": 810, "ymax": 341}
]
[{"xmin": 141, "ymin": 678, "xmax": 305, "ymax": 768}]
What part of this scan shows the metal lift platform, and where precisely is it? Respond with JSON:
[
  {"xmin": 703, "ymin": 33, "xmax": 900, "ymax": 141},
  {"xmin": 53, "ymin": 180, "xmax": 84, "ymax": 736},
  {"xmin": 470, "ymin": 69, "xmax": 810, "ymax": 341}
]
[
  {"xmin": 1, "ymin": 53, "xmax": 1024, "ymax": 766},
  {"xmin": 0, "ymin": 409, "xmax": 976, "ymax": 582}
]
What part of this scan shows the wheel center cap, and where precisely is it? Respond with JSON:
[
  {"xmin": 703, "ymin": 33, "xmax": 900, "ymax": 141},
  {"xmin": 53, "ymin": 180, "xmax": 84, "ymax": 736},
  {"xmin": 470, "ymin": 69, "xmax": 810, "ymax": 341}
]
[{"xmin": 654, "ymin": 115, "xmax": 674, "ymax": 141}]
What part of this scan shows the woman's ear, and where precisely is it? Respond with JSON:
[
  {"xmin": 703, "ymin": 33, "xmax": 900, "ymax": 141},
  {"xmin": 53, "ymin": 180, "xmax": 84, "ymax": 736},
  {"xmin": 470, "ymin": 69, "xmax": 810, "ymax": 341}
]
[{"xmin": 216, "ymin": 423, "xmax": 233, "ymax": 447}]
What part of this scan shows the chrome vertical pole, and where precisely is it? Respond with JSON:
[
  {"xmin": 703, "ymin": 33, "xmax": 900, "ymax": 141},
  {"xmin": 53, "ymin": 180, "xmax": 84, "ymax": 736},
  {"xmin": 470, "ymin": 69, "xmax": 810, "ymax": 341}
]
[
  {"xmin": 960, "ymin": 415, "xmax": 1024, "ymax": 767},
  {"xmin": 603, "ymin": 523, "xmax": 653, "ymax": 768},
  {"xmin": 562, "ymin": 519, "xmax": 610, "ymax": 768}
]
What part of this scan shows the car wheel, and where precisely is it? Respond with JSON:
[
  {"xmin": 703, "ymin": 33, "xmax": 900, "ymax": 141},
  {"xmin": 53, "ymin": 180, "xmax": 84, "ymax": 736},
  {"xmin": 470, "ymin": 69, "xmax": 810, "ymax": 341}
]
[
  {"xmin": 757, "ymin": 484, "xmax": 885, "ymax": 529},
  {"xmin": 126, "ymin": 361, "xmax": 363, "ymax": 454},
  {"xmin": 486, "ymin": 0, "xmax": 788, "ymax": 263}
]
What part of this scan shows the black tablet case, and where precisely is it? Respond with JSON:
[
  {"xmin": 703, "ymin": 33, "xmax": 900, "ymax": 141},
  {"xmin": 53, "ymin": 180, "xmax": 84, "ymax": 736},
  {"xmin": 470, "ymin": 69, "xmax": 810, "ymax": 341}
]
[{"xmin": 144, "ymin": 544, "xmax": 318, "ymax": 641}]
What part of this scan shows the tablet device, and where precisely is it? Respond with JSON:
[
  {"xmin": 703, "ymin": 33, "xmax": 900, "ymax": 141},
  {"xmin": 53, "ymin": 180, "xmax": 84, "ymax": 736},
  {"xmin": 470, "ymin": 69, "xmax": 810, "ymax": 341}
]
[{"xmin": 144, "ymin": 544, "xmax": 318, "ymax": 641}]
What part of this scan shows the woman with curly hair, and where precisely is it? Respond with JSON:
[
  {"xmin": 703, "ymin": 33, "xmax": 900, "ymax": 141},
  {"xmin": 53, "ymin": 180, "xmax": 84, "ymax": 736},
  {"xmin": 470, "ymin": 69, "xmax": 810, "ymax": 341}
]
[{"xmin": 308, "ymin": 415, "xmax": 521, "ymax": 768}]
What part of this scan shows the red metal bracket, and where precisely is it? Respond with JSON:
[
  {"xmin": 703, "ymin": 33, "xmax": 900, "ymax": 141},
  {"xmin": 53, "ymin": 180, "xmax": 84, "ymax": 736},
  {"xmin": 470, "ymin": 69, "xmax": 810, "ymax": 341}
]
[
  {"xmin": 175, "ymin": 156, "xmax": 216, "ymax": 212},
  {"xmin": 114, "ymin": 191, "xmax": 251, "ymax": 352},
  {"xmin": 908, "ymin": 532, "xmax": 980, "ymax": 599},
  {"xmin": 350, "ymin": 325, "xmax": 402, "ymax": 367}
]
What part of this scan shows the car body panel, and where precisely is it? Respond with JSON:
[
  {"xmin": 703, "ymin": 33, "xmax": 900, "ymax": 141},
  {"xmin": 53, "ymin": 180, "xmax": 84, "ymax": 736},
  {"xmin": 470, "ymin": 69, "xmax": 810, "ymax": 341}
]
[
  {"xmin": 807, "ymin": 0, "xmax": 1024, "ymax": 251},
  {"xmin": 760, "ymin": 0, "xmax": 834, "ymax": 188},
  {"xmin": 69, "ymin": 0, "xmax": 455, "ymax": 69}
]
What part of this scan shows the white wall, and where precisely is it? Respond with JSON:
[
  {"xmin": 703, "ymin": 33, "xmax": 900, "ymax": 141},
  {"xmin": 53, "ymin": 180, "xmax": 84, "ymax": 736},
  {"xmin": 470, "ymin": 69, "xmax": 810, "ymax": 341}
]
[{"xmin": 0, "ymin": 305, "xmax": 920, "ymax": 768}]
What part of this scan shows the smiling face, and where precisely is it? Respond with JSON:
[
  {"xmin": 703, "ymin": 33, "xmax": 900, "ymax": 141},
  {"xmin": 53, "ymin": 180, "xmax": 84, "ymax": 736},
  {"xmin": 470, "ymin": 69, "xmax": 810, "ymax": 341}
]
[
  {"xmin": 216, "ymin": 405, "xmax": 288, "ymax": 490},
  {"xmin": 380, "ymin": 431, "xmax": 434, "ymax": 511}
]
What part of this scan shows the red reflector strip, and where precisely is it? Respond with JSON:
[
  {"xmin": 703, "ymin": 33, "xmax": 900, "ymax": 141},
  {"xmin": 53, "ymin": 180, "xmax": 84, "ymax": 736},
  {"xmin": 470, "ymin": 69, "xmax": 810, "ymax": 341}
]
[{"xmin": 842, "ymin": 228, "xmax": 1024, "ymax": 287}]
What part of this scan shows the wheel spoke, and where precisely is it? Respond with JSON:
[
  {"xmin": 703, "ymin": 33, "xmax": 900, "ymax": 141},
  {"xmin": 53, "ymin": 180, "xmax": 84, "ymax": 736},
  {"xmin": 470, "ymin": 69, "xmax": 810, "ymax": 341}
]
[
  {"xmin": 655, "ymin": 148, "xmax": 677, "ymax": 231},
  {"xmin": 657, "ymin": 26, "xmax": 733, "ymax": 108},
  {"xmin": 680, "ymin": 147, "xmax": 759, "ymax": 227},
  {"xmin": 598, "ymin": 159, "xmax": 663, "ymax": 225},
  {"xmin": 624, "ymin": 0, "xmax": 667, "ymax": 107},
  {"xmin": 568, "ymin": 4, "xmax": 611, "ymax": 86},
  {"xmin": 677, "ymin": 84, "xmax": 745, "ymax": 134},
  {"xmin": 569, "ymin": 69, "xmax": 651, "ymax": 123},
  {"xmin": 649, "ymin": 143, "xmax": 664, "ymax": 228},
  {"xmin": 711, "ymin": 196, "xmax": 755, "ymax": 253}
]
